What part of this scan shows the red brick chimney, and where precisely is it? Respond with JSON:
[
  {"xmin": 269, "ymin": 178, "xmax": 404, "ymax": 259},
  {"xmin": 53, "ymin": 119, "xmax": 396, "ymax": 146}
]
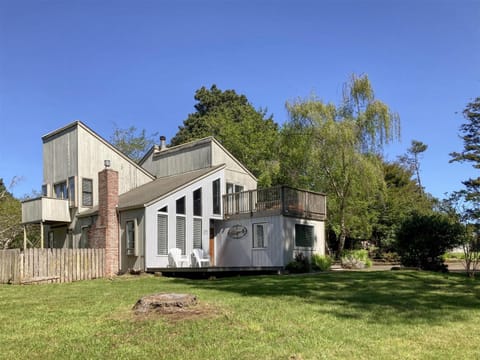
[{"xmin": 89, "ymin": 167, "xmax": 119, "ymax": 277}]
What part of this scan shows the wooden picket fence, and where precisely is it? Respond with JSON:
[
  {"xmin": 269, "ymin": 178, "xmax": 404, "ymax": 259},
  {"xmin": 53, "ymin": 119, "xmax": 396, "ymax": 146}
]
[{"xmin": 0, "ymin": 248, "xmax": 105, "ymax": 284}]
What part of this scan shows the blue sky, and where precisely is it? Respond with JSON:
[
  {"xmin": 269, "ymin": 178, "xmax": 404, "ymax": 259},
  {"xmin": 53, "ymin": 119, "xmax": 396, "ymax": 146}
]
[{"xmin": 1, "ymin": 0, "xmax": 479, "ymax": 199}]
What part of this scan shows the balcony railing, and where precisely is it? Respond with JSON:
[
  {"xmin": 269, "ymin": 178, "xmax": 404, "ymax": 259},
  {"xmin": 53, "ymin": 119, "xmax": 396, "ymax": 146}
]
[
  {"xmin": 223, "ymin": 186, "xmax": 326, "ymax": 221},
  {"xmin": 22, "ymin": 197, "xmax": 71, "ymax": 224}
]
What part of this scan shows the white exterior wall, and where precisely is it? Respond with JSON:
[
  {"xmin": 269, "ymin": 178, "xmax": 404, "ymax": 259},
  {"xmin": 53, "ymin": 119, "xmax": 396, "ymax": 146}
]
[
  {"xmin": 282, "ymin": 217, "xmax": 325, "ymax": 264},
  {"xmin": 144, "ymin": 169, "xmax": 225, "ymax": 269},
  {"xmin": 215, "ymin": 216, "xmax": 325, "ymax": 267}
]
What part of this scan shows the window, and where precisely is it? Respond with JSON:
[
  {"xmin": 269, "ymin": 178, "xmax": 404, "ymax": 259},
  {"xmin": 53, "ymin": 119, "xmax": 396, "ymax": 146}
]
[
  {"xmin": 48, "ymin": 231, "xmax": 54, "ymax": 249},
  {"xmin": 126, "ymin": 220, "xmax": 136, "ymax": 255},
  {"xmin": 176, "ymin": 196, "xmax": 185, "ymax": 215},
  {"xmin": 193, "ymin": 218, "xmax": 202, "ymax": 249},
  {"xmin": 159, "ymin": 205, "xmax": 168, "ymax": 213},
  {"xmin": 176, "ymin": 216, "xmax": 186, "ymax": 255},
  {"xmin": 157, "ymin": 214, "xmax": 168, "ymax": 255},
  {"xmin": 295, "ymin": 224, "xmax": 314, "ymax": 247},
  {"xmin": 253, "ymin": 223, "xmax": 268, "ymax": 248},
  {"xmin": 226, "ymin": 182, "xmax": 234, "ymax": 194},
  {"xmin": 212, "ymin": 178, "xmax": 221, "ymax": 215},
  {"xmin": 42, "ymin": 184, "xmax": 48, "ymax": 197},
  {"xmin": 68, "ymin": 176, "xmax": 75, "ymax": 206},
  {"xmin": 193, "ymin": 188, "xmax": 202, "ymax": 216},
  {"xmin": 82, "ymin": 178, "xmax": 93, "ymax": 207},
  {"xmin": 54, "ymin": 181, "xmax": 67, "ymax": 199},
  {"xmin": 235, "ymin": 185, "xmax": 244, "ymax": 193},
  {"xmin": 80, "ymin": 226, "xmax": 89, "ymax": 249}
]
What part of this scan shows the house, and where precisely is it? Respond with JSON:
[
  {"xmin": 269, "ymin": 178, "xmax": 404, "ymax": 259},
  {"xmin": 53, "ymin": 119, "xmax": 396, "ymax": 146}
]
[{"xmin": 21, "ymin": 121, "xmax": 327, "ymax": 275}]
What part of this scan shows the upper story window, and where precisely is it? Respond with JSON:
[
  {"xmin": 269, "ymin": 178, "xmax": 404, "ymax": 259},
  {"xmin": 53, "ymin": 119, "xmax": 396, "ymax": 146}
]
[
  {"xmin": 212, "ymin": 179, "xmax": 221, "ymax": 215},
  {"xmin": 193, "ymin": 188, "xmax": 202, "ymax": 216},
  {"xmin": 54, "ymin": 181, "xmax": 68, "ymax": 199},
  {"xmin": 42, "ymin": 184, "xmax": 48, "ymax": 197},
  {"xmin": 68, "ymin": 176, "xmax": 75, "ymax": 206},
  {"xmin": 82, "ymin": 178, "xmax": 93, "ymax": 207},
  {"xmin": 176, "ymin": 196, "xmax": 185, "ymax": 215}
]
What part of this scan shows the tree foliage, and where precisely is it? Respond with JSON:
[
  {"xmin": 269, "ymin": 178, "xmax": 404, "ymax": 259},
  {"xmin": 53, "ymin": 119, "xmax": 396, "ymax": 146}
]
[
  {"xmin": 398, "ymin": 140, "xmax": 428, "ymax": 191},
  {"xmin": 449, "ymin": 97, "xmax": 480, "ymax": 219},
  {"xmin": 280, "ymin": 74, "xmax": 400, "ymax": 254},
  {"xmin": 372, "ymin": 161, "xmax": 434, "ymax": 252},
  {"xmin": 0, "ymin": 178, "xmax": 22, "ymax": 249},
  {"xmin": 170, "ymin": 85, "xmax": 280, "ymax": 186},
  {"xmin": 395, "ymin": 212, "xmax": 464, "ymax": 272},
  {"xmin": 110, "ymin": 124, "xmax": 159, "ymax": 162}
]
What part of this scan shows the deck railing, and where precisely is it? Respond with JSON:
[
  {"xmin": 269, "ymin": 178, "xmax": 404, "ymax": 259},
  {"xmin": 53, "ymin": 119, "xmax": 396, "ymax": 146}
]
[{"xmin": 223, "ymin": 186, "xmax": 326, "ymax": 221}]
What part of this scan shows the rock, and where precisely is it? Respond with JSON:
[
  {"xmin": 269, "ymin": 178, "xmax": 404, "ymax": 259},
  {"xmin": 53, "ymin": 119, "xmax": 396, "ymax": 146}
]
[{"xmin": 133, "ymin": 293, "xmax": 197, "ymax": 314}]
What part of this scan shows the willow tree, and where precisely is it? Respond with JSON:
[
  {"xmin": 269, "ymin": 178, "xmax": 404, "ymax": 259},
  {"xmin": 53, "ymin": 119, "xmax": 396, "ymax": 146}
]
[{"xmin": 281, "ymin": 74, "xmax": 400, "ymax": 254}]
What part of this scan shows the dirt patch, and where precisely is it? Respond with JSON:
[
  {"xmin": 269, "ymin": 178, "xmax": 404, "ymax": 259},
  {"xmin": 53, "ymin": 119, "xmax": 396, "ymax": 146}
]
[{"xmin": 132, "ymin": 301, "xmax": 221, "ymax": 323}]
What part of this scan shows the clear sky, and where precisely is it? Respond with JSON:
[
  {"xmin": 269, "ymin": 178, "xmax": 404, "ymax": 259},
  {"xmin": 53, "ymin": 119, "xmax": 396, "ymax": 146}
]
[{"xmin": 1, "ymin": 0, "xmax": 479, "ymax": 199}]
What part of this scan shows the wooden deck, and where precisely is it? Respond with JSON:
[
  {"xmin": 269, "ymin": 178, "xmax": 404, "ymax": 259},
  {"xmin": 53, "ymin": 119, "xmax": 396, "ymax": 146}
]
[{"xmin": 147, "ymin": 266, "xmax": 283, "ymax": 279}]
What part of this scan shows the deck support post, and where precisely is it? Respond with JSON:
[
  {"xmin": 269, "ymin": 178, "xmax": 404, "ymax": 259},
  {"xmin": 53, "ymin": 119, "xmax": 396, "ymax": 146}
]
[{"xmin": 40, "ymin": 222, "xmax": 44, "ymax": 248}]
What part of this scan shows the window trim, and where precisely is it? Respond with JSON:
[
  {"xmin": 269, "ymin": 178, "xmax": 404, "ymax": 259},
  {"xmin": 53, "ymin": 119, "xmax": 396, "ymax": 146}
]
[
  {"xmin": 54, "ymin": 181, "xmax": 68, "ymax": 200},
  {"xmin": 253, "ymin": 223, "xmax": 268, "ymax": 249},
  {"xmin": 294, "ymin": 224, "xmax": 315, "ymax": 248},
  {"xmin": 82, "ymin": 178, "xmax": 93, "ymax": 207},
  {"xmin": 193, "ymin": 187, "xmax": 202, "ymax": 217},
  {"xmin": 157, "ymin": 212, "xmax": 168, "ymax": 256},
  {"xmin": 212, "ymin": 178, "xmax": 221, "ymax": 215},
  {"xmin": 126, "ymin": 219, "xmax": 137, "ymax": 256}
]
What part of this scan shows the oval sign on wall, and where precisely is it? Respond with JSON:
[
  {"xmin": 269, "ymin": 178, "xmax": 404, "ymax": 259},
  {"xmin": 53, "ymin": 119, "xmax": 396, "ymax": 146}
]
[{"xmin": 228, "ymin": 224, "xmax": 247, "ymax": 239}]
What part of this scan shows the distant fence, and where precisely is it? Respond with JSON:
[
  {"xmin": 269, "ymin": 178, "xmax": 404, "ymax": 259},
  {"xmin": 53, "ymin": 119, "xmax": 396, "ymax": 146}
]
[{"xmin": 0, "ymin": 248, "xmax": 105, "ymax": 284}]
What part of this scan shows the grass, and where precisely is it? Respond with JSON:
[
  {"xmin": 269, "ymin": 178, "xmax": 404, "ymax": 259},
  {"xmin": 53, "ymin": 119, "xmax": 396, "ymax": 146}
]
[{"xmin": 1, "ymin": 271, "xmax": 479, "ymax": 359}]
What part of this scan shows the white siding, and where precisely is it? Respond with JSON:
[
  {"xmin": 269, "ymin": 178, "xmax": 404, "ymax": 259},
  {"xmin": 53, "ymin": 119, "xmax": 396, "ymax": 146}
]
[
  {"xmin": 215, "ymin": 215, "xmax": 326, "ymax": 267},
  {"xmin": 144, "ymin": 169, "xmax": 225, "ymax": 269}
]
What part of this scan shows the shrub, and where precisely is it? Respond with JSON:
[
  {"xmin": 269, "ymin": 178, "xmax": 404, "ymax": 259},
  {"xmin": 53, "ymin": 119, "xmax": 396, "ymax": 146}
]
[
  {"xmin": 311, "ymin": 254, "xmax": 332, "ymax": 271},
  {"xmin": 395, "ymin": 212, "xmax": 464, "ymax": 272},
  {"xmin": 341, "ymin": 249, "xmax": 372, "ymax": 269},
  {"xmin": 286, "ymin": 252, "xmax": 310, "ymax": 273}
]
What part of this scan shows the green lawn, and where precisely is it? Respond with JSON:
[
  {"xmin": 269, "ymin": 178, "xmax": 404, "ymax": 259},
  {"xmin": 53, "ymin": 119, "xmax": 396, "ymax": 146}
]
[{"xmin": 1, "ymin": 271, "xmax": 479, "ymax": 359}]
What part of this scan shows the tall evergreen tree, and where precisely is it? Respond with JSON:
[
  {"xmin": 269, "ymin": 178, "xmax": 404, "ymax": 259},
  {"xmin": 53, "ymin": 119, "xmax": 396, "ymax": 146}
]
[
  {"xmin": 450, "ymin": 97, "xmax": 480, "ymax": 220},
  {"xmin": 171, "ymin": 85, "xmax": 279, "ymax": 186}
]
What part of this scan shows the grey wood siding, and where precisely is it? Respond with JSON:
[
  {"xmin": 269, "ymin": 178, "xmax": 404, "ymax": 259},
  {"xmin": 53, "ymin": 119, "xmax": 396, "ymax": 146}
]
[
  {"xmin": 119, "ymin": 208, "xmax": 145, "ymax": 272},
  {"xmin": 142, "ymin": 143, "xmax": 211, "ymax": 177},
  {"xmin": 43, "ymin": 126, "xmax": 78, "ymax": 191},
  {"xmin": 77, "ymin": 125, "xmax": 153, "ymax": 210},
  {"xmin": 211, "ymin": 141, "xmax": 256, "ymax": 190}
]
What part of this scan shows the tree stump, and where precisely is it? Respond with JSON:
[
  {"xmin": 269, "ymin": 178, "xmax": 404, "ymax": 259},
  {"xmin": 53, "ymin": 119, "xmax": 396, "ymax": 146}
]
[{"xmin": 132, "ymin": 293, "xmax": 197, "ymax": 314}]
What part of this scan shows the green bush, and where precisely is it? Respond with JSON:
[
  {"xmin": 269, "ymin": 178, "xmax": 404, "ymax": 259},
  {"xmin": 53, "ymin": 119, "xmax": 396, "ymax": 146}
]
[
  {"xmin": 311, "ymin": 254, "xmax": 332, "ymax": 271},
  {"xmin": 286, "ymin": 252, "xmax": 310, "ymax": 273},
  {"xmin": 395, "ymin": 212, "xmax": 464, "ymax": 272},
  {"xmin": 341, "ymin": 249, "xmax": 372, "ymax": 269}
]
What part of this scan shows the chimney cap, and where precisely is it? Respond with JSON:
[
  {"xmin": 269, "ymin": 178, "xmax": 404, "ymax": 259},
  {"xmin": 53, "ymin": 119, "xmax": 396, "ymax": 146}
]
[{"xmin": 160, "ymin": 135, "xmax": 166, "ymax": 141}]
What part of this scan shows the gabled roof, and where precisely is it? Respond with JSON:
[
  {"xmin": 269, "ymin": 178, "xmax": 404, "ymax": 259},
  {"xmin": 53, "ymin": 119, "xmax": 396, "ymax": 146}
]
[
  {"xmin": 120, "ymin": 164, "xmax": 226, "ymax": 210},
  {"xmin": 138, "ymin": 136, "xmax": 256, "ymax": 181},
  {"xmin": 78, "ymin": 165, "xmax": 225, "ymax": 217},
  {"xmin": 42, "ymin": 120, "xmax": 155, "ymax": 180}
]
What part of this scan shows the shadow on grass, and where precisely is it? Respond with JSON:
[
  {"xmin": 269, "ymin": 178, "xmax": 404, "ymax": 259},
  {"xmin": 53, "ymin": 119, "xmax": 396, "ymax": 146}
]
[{"xmin": 171, "ymin": 271, "xmax": 480, "ymax": 325}]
